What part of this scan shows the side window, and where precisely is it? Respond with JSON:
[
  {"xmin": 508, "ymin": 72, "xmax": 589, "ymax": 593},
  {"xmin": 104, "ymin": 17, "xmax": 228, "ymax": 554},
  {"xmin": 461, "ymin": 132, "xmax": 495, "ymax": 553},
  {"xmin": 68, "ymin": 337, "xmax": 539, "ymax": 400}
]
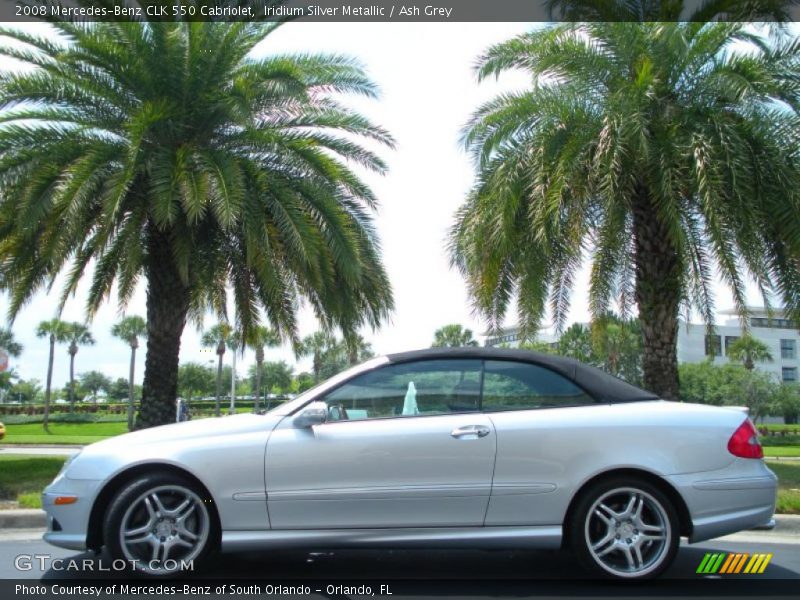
[
  {"xmin": 482, "ymin": 360, "xmax": 595, "ymax": 411},
  {"xmin": 322, "ymin": 359, "xmax": 482, "ymax": 421}
]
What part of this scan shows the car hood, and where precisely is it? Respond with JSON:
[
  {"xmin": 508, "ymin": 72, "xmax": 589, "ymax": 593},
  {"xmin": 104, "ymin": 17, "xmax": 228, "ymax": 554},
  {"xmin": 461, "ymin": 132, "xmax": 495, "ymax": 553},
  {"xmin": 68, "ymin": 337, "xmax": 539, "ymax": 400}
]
[
  {"xmin": 62, "ymin": 413, "xmax": 286, "ymax": 481},
  {"xmin": 82, "ymin": 413, "xmax": 283, "ymax": 454}
]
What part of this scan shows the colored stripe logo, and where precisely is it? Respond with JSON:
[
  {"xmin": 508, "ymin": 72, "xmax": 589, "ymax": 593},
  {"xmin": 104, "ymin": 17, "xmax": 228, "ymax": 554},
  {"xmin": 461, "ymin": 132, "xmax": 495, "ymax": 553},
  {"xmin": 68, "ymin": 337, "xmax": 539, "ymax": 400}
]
[{"xmin": 697, "ymin": 552, "xmax": 772, "ymax": 574}]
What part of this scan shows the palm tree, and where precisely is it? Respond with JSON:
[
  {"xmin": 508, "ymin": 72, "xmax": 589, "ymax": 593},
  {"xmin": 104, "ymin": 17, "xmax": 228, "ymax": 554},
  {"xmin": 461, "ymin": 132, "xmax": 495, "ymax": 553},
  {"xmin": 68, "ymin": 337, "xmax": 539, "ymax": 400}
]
[
  {"xmin": 0, "ymin": 20, "xmax": 393, "ymax": 428},
  {"xmin": 342, "ymin": 331, "xmax": 374, "ymax": 366},
  {"xmin": 296, "ymin": 331, "xmax": 337, "ymax": 383},
  {"xmin": 201, "ymin": 323, "xmax": 233, "ymax": 418},
  {"xmin": 590, "ymin": 315, "xmax": 643, "ymax": 385},
  {"xmin": 432, "ymin": 324, "xmax": 479, "ymax": 348},
  {"xmin": 450, "ymin": 22, "xmax": 800, "ymax": 400},
  {"xmin": 246, "ymin": 326, "xmax": 280, "ymax": 412},
  {"xmin": 556, "ymin": 323, "xmax": 594, "ymax": 364},
  {"xmin": 0, "ymin": 327, "xmax": 22, "ymax": 357},
  {"xmin": 249, "ymin": 361, "xmax": 294, "ymax": 410},
  {"xmin": 111, "ymin": 315, "xmax": 147, "ymax": 430},
  {"xmin": 64, "ymin": 322, "xmax": 95, "ymax": 412},
  {"xmin": 727, "ymin": 335, "xmax": 774, "ymax": 370},
  {"xmin": 36, "ymin": 319, "xmax": 68, "ymax": 432},
  {"xmin": 592, "ymin": 322, "xmax": 628, "ymax": 377}
]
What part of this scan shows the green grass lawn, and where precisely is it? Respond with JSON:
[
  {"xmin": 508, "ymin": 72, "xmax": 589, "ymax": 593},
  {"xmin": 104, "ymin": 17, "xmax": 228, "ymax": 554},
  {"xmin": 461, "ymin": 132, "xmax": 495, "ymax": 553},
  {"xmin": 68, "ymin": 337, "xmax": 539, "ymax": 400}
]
[
  {"xmin": 764, "ymin": 446, "xmax": 800, "ymax": 457},
  {"xmin": 0, "ymin": 455, "xmax": 65, "ymax": 508},
  {"xmin": 0, "ymin": 413, "xmax": 264, "ymax": 445},
  {"xmin": 0, "ymin": 422, "xmax": 129, "ymax": 445},
  {"xmin": 767, "ymin": 460, "xmax": 800, "ymax": 515}
]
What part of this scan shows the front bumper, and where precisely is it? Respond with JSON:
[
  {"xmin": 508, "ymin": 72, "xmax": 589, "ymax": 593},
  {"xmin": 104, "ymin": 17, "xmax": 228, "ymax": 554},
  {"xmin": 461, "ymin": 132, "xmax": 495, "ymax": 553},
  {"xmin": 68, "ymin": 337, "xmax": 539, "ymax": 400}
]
[{"xmin": 41, "ymin": 475, "xmax": 103, "ymax": 551}]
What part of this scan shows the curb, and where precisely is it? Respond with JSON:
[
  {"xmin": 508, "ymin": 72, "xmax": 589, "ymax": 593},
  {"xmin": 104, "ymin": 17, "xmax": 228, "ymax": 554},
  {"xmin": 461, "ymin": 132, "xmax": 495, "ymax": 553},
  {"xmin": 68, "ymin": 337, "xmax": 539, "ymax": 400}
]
[
  {"xmin": 0, "ymin": 509, "xmax": 46, "ymax": 529},
  {"xmin": 1, "ymin": 509, "xmax": 798, "ymax": 533},
  {"xmin": 769, "ymin": 514, "xmax": 800, "ymax": 534}
]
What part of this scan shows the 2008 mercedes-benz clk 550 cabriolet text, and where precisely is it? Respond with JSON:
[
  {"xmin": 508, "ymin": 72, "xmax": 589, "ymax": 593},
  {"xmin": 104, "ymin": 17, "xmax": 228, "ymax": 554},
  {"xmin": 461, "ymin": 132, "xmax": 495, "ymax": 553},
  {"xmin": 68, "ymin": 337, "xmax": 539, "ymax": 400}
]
[{"xmin": 42, "ymin": 347, "xmax": 777, "ymax": 580}]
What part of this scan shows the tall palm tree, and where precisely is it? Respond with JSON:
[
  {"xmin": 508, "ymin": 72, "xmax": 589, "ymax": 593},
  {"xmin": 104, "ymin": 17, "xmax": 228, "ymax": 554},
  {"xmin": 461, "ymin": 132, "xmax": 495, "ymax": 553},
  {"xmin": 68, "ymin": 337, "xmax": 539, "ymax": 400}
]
[
  {"xmin": 342, "ymin": 331, "xmax": 374, "ymax": 366},
  {"xmin": 296, "ymin": 331, "xmax": 337, "ymax": 383},
  {"xmin": 0, "ymin": 327, "xmax": 22, "ymax": 358},
  {"xmin": 0, "ymin": 20, "xmax": 393, "ymax": 428},
  {"xmin": 36, "ymin": 319, "xmax": 68, "ymax": 432},
  {"xmin": 246, "ymin": 325, "xmax": 280, "ymax": 412},
  {"xmin": 727, "ymin": 334, "xmax": 774, "ymax": 370},
  {"xmin": 64, "ymin": 322, "xmax": 95, "ymax": 412},
  {"xmin": 432, "ymin": 324, "xmax": 479, "ymax": 348},
  {"xmin": 590, "ymin": 315, "xmax": 644, "ymax": 385},
  {"xmin": 111, "ymin": 315, "xmax": 147, "ymax": 430},
  {"xmin": 201, "ymin": 323, "xmax": 232, "ymax": 417},
  {"xmin": 450, "ymin": 22, "xmax": 800, "ymax": 400}
]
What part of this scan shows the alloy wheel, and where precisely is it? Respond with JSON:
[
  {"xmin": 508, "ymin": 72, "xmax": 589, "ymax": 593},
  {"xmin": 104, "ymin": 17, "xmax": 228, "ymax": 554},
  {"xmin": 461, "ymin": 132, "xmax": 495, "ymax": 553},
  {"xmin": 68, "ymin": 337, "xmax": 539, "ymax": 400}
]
[
  {"xmin": 583, "ymin": 486, "xmax": 672, "ymax": 578},
  {"xmin": 118, "ymin": 484, "xmax": 210, "ymax": 575}
]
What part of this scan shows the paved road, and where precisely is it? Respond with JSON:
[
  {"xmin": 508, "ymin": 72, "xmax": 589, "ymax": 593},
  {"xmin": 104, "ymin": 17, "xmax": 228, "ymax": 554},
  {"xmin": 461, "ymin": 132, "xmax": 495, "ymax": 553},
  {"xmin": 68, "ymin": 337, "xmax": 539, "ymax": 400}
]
[{"xmin": 1, "ymin": 530, "xmax": 797, "ymax": 598}]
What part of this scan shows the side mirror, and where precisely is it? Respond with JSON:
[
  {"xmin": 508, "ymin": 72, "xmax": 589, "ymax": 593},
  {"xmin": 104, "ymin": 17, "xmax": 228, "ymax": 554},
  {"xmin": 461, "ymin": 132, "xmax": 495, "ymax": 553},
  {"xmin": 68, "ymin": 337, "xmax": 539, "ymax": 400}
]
[{"xmin": 293, "ymin": 401, "xmax": 328, "ymax": 428}]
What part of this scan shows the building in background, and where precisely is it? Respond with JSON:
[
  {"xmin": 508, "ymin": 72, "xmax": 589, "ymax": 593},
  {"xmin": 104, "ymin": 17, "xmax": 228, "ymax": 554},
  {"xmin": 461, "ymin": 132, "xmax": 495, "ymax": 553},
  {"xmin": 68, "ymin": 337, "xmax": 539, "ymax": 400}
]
[
  {"xmin": 484, "ymin": 327, "xmax": 524, "ymax": 348},
  {"xmin": 484, "ymin": 325, "xmax": 558, "ymax": 348},
  {"xmin": 484, "ymin": 306, "xmax": 799, "ymax": 383},
  {"xmin": 677, "ymin": 307, "xmax": 799, "ymax": 383}
]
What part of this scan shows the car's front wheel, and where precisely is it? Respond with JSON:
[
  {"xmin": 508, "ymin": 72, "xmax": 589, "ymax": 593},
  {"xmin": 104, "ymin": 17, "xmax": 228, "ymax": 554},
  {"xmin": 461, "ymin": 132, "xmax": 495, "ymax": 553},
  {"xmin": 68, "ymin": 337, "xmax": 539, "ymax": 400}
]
[
  {"xmin": 569, "ymin": 477, "xmax": 679, "ymax": 580},
  {"xmin": 103, "ymin": 473, "xmax": 215, "ymax": 576}
]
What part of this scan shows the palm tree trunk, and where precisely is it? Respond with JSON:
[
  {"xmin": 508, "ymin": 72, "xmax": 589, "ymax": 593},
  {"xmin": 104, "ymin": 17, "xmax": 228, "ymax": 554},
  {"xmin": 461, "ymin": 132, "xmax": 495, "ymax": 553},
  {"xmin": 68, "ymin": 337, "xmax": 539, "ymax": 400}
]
[
  {"xmin": 43, "ymin": 334, "xmax": 55, "ymax": 433},
  {"xmin": 633, "ymin": 190, "xmax": 681, "ymax": 401},
  {"xmin": 137, "ymin": 226, "xmax": 191, "ymax": 429},
  {"xmin": 608, "ymin": 352, "xmax": 618, "ymax": 376},
  {"xmin": 215, "ymin": 353, "xmax": 223, "ymax": 417},
  {"xmin": 253, "ymin": 360, "xmax": 264, "ymax": 412},
  {"xmin": 127, "ymin": 344, "xmax": 136, "ymax": 430},
  {"xmin": 68, "ymin": 348, "xmax": 76, "ymax": 410},
  {"xmin": 313, "ymin": 353, "xmax": 321, "ymax": 383}
]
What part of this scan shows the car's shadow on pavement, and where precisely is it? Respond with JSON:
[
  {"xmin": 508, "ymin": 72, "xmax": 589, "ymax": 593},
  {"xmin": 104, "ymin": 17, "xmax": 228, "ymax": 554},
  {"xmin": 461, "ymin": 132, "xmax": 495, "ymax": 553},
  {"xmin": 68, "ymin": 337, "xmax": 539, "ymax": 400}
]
[{"xmin": 36, "ymin": 543, "xmax": 799, "ymax": 597}]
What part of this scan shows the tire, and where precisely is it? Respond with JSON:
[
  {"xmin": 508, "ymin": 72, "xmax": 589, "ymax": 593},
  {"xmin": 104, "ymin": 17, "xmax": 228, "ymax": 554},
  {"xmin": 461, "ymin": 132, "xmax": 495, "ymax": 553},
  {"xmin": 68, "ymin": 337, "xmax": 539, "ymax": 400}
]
[
  {"xmin": 568, "ymin": 476, "xmax": 680, "ymax": 580},
  {"xmin": 103, "ymin": 473, "xmax": 217, "ymax": 576}
]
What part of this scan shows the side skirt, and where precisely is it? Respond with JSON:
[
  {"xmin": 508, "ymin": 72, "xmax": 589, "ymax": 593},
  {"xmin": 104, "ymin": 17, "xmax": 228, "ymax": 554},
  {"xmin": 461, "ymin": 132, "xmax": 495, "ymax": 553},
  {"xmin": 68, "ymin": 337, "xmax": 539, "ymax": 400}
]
[{"xmin": 221, "ymin": 525, "xmax": 562, "ymax": 552}]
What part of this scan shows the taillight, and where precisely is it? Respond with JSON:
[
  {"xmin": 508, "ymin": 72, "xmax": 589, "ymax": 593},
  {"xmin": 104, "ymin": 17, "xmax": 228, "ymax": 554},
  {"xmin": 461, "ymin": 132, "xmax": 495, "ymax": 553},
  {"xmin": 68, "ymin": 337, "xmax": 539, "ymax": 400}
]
[{"xmin": 727, "ymin": 419, "xmax": 763, "ymax": 459}]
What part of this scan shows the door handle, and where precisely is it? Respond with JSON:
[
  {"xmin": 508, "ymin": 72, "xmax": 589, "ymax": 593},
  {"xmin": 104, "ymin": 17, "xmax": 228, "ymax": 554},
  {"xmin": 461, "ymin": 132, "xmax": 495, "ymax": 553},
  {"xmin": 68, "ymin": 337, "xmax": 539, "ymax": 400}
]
[{"xmin": 451, "ymin": 425, "xmax": 491, "ymax": 439}]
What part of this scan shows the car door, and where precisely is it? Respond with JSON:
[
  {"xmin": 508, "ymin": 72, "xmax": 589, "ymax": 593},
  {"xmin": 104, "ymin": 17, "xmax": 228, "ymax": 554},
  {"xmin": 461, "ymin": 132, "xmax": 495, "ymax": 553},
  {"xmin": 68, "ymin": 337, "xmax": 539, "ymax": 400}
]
[
  {"xmin": 265, "ymin": 358, "xmax": 496, "ymax": 529},
  {"xmin": 480, "ymin": 359, "xmax": 600, "ymax": 526}
]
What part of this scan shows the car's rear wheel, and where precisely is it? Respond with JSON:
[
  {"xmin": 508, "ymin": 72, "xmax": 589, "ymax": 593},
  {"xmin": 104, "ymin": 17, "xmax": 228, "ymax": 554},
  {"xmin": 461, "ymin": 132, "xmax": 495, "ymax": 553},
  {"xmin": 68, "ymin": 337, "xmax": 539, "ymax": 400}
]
[
  {"xmin": 569, "ymin": 477, "xmax": 679, "ymax": 580},
  {"xmin": 103, "ymin": 473, "xmax": 215, "ymax": 576}
]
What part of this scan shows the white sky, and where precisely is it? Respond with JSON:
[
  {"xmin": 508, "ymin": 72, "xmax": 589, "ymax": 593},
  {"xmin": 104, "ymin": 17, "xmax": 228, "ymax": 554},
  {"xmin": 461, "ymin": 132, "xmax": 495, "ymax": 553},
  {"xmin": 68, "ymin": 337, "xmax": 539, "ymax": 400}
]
[{"xmin": 0, "ymin": 22, "xmax": 765, "ymax": 387}]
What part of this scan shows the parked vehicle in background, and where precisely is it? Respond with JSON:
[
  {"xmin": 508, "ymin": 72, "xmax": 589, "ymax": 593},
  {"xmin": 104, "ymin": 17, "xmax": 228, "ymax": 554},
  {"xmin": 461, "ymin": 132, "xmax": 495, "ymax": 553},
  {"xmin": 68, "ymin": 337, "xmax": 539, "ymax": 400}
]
[{"xmin": 42, "ymin": 348, "xmax": 776, "ymax": 580}]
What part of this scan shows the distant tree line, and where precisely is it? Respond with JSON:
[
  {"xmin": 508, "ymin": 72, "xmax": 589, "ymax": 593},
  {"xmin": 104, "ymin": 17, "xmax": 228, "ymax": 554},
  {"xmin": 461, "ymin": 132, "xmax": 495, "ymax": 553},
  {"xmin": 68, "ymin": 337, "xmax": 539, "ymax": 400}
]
[{"xmin": 0, "ymin": 324, "xmax": 374, "ymax": 419}]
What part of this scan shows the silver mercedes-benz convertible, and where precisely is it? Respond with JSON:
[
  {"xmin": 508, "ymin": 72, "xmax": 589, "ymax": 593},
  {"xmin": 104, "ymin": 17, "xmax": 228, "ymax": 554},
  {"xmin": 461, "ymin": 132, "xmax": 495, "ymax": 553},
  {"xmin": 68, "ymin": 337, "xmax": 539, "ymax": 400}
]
[{"xmin": 42, "ymin": 347, "xmax": 777, "ymax": 580}]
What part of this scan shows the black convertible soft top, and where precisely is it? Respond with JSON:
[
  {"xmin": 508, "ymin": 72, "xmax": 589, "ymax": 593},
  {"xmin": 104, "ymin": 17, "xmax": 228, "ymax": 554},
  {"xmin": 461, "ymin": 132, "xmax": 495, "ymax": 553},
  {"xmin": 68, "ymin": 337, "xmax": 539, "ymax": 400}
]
[{"xmin": 385, "ymin": 347, "xmax": 660, "ymax": 404}]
